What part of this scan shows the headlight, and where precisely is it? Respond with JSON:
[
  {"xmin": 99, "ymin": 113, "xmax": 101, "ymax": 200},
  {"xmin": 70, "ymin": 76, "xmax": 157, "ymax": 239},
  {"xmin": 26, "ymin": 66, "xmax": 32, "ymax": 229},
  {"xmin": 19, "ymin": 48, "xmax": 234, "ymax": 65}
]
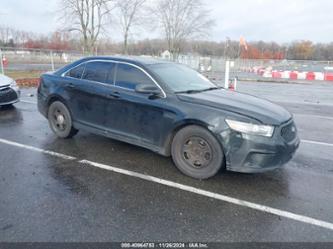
[
  {"xmin": 10, "ymin": 80, "xmax": 17, "ymax": 87},
  {"xmin": 226, "ymin": 119, "xmax": 275, "ymax": 137}
]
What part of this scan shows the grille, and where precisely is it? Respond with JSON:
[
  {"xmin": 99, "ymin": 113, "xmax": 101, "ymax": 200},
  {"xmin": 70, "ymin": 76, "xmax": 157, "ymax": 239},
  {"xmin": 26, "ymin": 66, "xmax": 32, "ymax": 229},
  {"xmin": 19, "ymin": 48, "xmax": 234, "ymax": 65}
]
[
  {"xmin": 0, "ymin": 88, "xmax": 18, "ymax": 104},
  {"xmin": 281, "ymin": 121, "xmax": 297, "ymax": 142}
]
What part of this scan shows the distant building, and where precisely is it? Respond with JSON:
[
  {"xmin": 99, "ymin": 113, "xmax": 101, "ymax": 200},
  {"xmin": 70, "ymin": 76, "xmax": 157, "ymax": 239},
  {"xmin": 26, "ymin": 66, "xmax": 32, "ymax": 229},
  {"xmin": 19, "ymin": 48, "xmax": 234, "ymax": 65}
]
[{"xmin": 161, "ymin": 50, "xmax": 171, "ymax": 60}]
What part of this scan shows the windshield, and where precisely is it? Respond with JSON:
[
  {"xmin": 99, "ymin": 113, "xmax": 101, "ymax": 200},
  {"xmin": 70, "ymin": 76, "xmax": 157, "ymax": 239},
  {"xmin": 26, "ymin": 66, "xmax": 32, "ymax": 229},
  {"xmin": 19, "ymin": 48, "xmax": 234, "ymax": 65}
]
[{"xmin": 149, "ymin": 63, "xmax": 217, "ymax": 93}]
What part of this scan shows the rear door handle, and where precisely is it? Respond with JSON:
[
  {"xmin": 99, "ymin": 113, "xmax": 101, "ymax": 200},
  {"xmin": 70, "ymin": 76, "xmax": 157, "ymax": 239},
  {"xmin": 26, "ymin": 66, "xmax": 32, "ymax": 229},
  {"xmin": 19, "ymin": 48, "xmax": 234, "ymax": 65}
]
[
  {"xmin": 67, "ymin": 83, "xmax": 76, "ymax": 89},
  {"xmin": 109, "ymin": 91, "xmax": 121, "ymax": 99}
]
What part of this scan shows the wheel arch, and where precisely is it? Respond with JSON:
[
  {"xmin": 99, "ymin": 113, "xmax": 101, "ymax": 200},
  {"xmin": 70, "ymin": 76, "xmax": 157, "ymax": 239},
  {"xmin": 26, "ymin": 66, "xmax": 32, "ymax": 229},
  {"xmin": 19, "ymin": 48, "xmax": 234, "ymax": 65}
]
[
  {"xmin": 46, "ymin": 94, "xmax": 70, "ymax": 115},
  {"xmin": 46, "ymin": 95, "xmax": 79, "ymax": 138},
  {"xmin": 163, "ymin": 119, "xmax": 225, "ymax": 158}
]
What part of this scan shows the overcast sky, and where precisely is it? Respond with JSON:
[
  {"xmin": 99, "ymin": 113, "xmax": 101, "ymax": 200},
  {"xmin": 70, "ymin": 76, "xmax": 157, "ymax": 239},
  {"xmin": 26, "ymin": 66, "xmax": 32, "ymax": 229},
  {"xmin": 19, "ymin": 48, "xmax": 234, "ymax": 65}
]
[{"xmin": 1, "ymin": 0, "xmax": 333, "ymax": 43}]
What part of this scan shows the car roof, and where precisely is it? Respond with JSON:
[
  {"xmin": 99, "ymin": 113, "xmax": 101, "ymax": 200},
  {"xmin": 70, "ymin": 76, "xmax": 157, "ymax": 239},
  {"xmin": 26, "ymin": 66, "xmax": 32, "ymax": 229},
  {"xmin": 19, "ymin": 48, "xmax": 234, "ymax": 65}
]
[
  {"xmin": 54, "ymin": 55, "xmax": 174, "ymax": 76},
  {"xmin": 81, "ymin": 56, "xmax": 172, "ymax": 67}
]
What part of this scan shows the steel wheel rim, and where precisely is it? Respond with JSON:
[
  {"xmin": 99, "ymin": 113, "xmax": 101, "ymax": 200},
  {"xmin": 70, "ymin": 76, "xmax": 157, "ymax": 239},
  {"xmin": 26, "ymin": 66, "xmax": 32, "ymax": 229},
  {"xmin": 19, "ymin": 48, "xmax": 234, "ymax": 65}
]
[
  {"xmin": 182, "ymin": 136, "xmax": 213, "ymax": 169},
  {"xmin": 51, "ymin": 108, "xmax": 67, "ymax": 132}
]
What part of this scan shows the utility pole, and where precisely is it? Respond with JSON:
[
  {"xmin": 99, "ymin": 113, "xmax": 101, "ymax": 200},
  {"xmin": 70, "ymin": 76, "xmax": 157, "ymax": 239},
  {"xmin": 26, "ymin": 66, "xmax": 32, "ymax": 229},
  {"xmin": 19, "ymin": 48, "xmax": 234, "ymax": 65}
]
[
  {"xmin": 50, "ymin": 50, "xmax": 55, "ymax": 71},
  {"xmin": 224, "ymin": 60, "xmax": 230, "ymax": 89},
  {"xmin": 224, "ymin": 37, "xmax": 230, "ymax": 59}
]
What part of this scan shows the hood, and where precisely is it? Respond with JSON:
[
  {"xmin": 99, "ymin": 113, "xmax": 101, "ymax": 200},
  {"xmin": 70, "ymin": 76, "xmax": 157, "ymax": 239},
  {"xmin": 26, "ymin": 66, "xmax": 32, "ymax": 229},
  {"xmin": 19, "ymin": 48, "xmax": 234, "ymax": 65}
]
[
  {"xmin": 177, "ymin": 89, "xmax": 291, "ymax": 125},
  {"xmin": 0, "ymin": 74, "xmax": 14, "ymax": 87}
]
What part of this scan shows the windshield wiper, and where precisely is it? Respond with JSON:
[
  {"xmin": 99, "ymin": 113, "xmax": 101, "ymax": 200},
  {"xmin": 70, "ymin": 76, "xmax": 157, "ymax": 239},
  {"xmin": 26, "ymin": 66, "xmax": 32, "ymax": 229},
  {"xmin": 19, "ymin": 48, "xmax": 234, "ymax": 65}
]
[
  {"xmin": 201, "ymin": 87, "xmax": 222, "ymax": 92},
  {"xmin": 175, "ymin": 87, "xmax": 221, "ymax": 94},
  {"xmin": 175, "ymin": 89, "xmax": 204, "ymax": 94}
]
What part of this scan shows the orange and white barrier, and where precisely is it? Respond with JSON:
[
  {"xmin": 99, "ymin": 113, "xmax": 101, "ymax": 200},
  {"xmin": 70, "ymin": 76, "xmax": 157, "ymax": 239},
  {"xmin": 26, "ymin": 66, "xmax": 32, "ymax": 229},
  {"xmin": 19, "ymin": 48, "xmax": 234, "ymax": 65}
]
[
  {"xmin": 297, "ymin": 72, "xmax": 307, "ymax": 80},
  {"xmin": 325, "ymin": 73, "xmax": 333, "ymax": 81},
  {"xmin": 246, "ymin": 67, "xmax": 333, "ymax": 82},
  {"xmin": 315, "ymin": 72, "xmax": 325, "ymax": 81}
]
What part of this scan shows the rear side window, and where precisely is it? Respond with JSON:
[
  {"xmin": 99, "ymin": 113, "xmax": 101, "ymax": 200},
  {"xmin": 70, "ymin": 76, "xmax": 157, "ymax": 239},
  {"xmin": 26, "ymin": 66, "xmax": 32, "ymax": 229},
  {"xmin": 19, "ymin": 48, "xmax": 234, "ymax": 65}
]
[
  {"xmin": 82, "ymin": 62, "xmax": 115, "ymax": 84},
  {"xmin": 115, "ymin": 63, "xmax": 154, "ymax": 90},
  {"xmin": 67, "ymin": 64, "xmax": 85, "ymax": 79}
]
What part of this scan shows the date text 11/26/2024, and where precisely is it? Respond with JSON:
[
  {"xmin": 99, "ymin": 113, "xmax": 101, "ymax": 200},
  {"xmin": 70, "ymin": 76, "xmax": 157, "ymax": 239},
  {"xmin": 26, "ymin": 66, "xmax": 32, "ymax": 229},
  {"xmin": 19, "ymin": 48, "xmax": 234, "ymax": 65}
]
[{"xmin": 120, "ymin": 242, "xmax": 209, "ymax": 248}]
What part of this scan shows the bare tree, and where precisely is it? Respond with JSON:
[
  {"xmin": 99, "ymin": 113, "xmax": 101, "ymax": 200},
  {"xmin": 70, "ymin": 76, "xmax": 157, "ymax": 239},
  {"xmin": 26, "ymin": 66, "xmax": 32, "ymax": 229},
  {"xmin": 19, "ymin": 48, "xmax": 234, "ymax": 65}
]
[
  {"xmin": 115, "ymin": 0, "xmax": 147, "ymax": 54},
  {"xmin": 0, "ymin": 26, "xmax": 12, "ymax": 45},
  {"xmin": 59, "ymin": 0, "xmax": 113, "ymax": 54},
  {"xmin": 152, "ymin": 0, "xmax": 214, "ymax": 59}
]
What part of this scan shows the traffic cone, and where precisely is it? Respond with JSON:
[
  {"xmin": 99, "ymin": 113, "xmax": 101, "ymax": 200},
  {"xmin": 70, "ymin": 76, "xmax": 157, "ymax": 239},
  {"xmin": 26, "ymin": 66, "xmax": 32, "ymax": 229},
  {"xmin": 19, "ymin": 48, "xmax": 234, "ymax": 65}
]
[
  {"xmin": 229, "ymin": 77, "xmax": 238, "ymax": 91},
  {"xmin": 229, "ymin": 79, "xmax": 235, "ymax": 91},
  {"xmin": 2, "ymin": 56, "xmax": 8, "ymax": 67}
]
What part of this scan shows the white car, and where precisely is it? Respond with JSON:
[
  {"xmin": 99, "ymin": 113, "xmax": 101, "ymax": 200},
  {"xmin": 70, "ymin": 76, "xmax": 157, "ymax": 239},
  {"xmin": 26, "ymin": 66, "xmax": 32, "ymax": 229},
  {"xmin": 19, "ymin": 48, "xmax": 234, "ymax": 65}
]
[{"xmin": 0, "ymin": 74, "xmax": 20, "ymax": 107}]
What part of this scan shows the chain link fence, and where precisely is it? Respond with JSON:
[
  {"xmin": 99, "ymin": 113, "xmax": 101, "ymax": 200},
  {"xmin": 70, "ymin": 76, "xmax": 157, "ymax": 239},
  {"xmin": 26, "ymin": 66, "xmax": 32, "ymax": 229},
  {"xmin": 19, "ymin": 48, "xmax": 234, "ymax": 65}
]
[
  {"xmin": 0, "ymin": 47, "xmax": 84, "ymax": 73},
  {"xmin": 1, "ymin": 47, "xmax": 333, "ymax": 84},
  {"xmin": 173, "ymin": 56, "xmax": 333, "ymax": 84}
]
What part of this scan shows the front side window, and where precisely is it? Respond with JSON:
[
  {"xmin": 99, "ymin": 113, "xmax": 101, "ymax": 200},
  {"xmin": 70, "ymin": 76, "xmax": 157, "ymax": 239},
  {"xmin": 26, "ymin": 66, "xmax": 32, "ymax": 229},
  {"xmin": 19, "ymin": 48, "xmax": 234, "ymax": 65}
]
[
  {"xmin": 148, "ymin": 63, "xmax": 216, "ymax": 93},
  {"xmin": 115, "ymin": 63, "xmax": 155, "ymax": 90},
  {"xmin": 66, "ymin": 64, "xmax": 85, "ymax": 79},
  {"xmin": 82, "ymin": 61, "xmax": 115, "ymax": 84}
]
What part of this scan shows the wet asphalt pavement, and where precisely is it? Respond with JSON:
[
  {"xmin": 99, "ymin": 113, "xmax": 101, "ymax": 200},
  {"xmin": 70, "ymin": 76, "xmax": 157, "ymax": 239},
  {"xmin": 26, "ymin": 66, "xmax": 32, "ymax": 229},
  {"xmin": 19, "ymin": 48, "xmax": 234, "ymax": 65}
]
[{"xmin": 0, "ymin": 82, "xmax": 333, "ymax": 242}]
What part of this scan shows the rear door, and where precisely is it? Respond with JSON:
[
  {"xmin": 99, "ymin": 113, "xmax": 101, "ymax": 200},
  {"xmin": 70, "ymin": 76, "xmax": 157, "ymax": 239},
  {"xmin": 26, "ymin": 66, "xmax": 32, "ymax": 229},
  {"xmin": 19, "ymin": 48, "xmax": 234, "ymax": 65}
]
[{"xmin": 64, "ymin": 61, "xmax": 115, "ymax": 129}]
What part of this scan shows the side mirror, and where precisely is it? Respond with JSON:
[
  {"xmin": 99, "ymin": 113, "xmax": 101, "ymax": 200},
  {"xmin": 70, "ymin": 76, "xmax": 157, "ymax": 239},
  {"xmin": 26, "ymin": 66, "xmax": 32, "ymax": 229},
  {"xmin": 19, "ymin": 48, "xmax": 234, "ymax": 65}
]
[{"xmin": 135, "ymin": 84, "xmax": 161, "ymax": 96}]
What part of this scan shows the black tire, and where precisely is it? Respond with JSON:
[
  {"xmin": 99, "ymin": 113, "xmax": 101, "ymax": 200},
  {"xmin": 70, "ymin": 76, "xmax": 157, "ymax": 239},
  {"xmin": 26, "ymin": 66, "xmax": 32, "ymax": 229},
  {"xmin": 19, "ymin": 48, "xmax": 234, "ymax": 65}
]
[
  {"xmin": 47, "ymin": 101, "xmax": 78, "ymax": 139},
  {"xmin": 171, "ymin": 125, "xmax": 225, "ymax": 179}
]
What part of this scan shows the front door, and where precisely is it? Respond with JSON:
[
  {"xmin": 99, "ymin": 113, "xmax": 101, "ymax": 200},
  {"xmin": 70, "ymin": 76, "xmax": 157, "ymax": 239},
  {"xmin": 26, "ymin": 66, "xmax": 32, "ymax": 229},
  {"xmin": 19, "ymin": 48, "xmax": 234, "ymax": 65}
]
[{"xmin": 104, "ymin": 63, "xmax": 174, "ymax": 147}]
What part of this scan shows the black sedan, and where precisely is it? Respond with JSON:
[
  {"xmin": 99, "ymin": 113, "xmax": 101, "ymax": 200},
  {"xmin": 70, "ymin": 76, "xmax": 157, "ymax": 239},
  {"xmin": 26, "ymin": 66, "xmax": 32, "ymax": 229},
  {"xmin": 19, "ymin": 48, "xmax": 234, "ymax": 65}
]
[
  {"xmin": 0, "ymin": 74, "xmax": 20, "ymax": 107},
  {"xmin": 37, "ymin": 56, "xmax": 300, "ymax": 179}
]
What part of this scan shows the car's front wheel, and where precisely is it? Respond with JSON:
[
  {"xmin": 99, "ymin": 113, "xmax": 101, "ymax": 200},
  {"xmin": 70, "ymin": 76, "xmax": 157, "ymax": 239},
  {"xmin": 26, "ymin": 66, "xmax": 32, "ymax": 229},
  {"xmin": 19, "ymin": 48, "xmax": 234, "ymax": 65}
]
[
  {"xmin": 171, "ymin": 125, "xmax": 225, "ymax": 179},
  {"xmin": 48, "ymin": 101, "xmax": 78, "ymax": 139},
  {"xmin": 1, "ymin": 104, "xmax": 13, "ymax": 108}
]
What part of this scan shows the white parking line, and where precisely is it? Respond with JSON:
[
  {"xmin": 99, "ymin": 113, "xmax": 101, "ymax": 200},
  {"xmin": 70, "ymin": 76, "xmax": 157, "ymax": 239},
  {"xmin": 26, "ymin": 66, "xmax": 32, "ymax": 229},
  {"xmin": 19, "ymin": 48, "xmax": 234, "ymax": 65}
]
[
  {"xmin": 0, "ymin": 138, "xmax": 76, "ymax": 160},
  {"xmin": 0, "ymin": 137, "xmax": 333, "ymax": 231},
  {"xmin": 302, "ymin": 140, "xmax": 333, "ymax": 148},
  {"xmin": 276, "ymin": 100, "xmax": 333, "ymax": 107},
  {"xmin": 295, "ymin": 113, "xmax": 333, "ymax": 121},
  {"xmin": 80, "ymin": 160, "xmax": 333, "ymax": 231}
]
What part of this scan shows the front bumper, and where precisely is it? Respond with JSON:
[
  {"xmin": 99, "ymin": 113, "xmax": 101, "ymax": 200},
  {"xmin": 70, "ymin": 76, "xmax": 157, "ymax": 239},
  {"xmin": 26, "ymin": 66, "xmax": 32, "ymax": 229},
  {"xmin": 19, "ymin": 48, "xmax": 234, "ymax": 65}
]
[
  {"xmin": 0, "ymin": 85, "xmax": 20, "ymax": 106},
  {"xmin": 220, "ymin": 119, "xmax": 300, "ymax": 173}
]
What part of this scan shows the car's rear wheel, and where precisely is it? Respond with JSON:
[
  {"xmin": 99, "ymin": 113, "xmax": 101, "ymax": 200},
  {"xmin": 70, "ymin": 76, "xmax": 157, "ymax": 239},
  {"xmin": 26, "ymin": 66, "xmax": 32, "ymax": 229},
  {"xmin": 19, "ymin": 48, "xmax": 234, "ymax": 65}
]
[
  {"xmin": 171, "ymin": 125, "xmax": 225, "ymax": 179},
  {"xmin": 48, "ymin": 101, "xmax": 78, "ymax": 139}
]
